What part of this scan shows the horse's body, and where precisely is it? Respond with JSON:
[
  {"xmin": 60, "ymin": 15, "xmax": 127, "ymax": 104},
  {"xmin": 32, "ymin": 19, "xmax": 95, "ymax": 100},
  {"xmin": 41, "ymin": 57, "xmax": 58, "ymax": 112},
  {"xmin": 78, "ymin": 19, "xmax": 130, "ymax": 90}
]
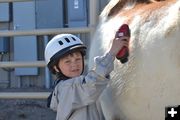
[{"xmin": 89, "ymin": 0, "xmax": 180, "ymax": 119}]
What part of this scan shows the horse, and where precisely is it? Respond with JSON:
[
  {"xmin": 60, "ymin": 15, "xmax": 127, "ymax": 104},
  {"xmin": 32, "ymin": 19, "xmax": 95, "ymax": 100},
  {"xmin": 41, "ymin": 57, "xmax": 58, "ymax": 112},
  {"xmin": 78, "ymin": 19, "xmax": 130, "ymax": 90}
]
[{"xmin": 88, "ymin": 0, "xmax": 180, "ymax": 119}]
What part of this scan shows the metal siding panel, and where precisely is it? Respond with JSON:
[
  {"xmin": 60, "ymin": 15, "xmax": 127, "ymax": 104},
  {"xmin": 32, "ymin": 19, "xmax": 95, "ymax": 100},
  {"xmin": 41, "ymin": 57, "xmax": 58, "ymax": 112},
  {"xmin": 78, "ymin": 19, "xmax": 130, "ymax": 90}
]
[
  {"xmin": 67, "ymin": 0, "xmax": 87, "ymax": 27},
  {"xmin": 13, "ymin": 2, "xmax": 36, "ymax": 30},
  {"xmin": 35, "ymin": 0, "xmax": 63, "ymax": 28},
  {"xmin": 14, "ymin": 36, "xmax": 38, "ymax": 75},
  {"xmin": 13, "ymin": 2, "xmax": 38, "ymax": 76},
  {"xmin": 0, "ymin": 37, "xmax": 9, "ymax": 53},
  {"xmin": 0, "ymin": 3, "xmax": 9, "ymax": 22}
]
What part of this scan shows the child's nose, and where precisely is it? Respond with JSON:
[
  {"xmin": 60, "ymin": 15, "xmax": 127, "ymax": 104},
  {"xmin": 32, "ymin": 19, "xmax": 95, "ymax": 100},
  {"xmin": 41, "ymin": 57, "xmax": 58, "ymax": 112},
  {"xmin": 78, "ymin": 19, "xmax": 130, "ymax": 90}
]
[{"xmin": 71, "ymin": 60, "xmax": 78, "ymax": 67}]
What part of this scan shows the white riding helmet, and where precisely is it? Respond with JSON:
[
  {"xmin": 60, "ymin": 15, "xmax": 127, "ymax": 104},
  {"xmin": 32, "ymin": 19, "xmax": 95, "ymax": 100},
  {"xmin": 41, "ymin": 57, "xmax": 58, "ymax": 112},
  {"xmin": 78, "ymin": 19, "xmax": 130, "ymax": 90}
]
[{"xmin": 44, "ymin": 34, "xmax": 86, "ymax": 73}]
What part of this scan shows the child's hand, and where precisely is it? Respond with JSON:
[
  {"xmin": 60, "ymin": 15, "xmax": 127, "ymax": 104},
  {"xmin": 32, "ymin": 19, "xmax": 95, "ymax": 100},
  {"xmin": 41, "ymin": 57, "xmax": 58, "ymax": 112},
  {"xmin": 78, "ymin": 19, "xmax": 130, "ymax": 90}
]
[{"xmin": 108, "ymin": 36, "xmax": 130, "ymax": 56}]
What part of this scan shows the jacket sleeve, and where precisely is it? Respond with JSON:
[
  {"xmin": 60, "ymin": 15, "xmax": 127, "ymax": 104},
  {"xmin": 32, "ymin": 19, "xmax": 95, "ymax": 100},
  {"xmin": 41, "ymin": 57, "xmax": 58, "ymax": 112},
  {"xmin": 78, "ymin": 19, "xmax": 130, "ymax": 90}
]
[
  {"xmin": 71, "ymin": 52, "xmax": 115, "ymax": 109},
  {"xmin": 93, "ymin": 52, "xmax": 115, "ymax": 77}
]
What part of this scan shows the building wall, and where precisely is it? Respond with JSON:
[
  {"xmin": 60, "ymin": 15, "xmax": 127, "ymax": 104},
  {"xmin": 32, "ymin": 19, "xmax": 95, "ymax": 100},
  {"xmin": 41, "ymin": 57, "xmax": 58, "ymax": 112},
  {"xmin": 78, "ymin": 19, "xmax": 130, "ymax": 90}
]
[{"xmin": 0, "ymin": 0, "xmax": 109, "ymax": 89}]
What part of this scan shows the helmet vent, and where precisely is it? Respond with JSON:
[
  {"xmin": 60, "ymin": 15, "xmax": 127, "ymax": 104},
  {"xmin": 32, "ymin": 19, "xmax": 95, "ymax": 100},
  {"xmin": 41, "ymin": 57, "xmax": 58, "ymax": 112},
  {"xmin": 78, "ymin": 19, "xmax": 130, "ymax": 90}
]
[
  {"xmin": 58, "ymin": 41, "xmax": 63, "ymax": 45},
  {"xmin": 72, "ymin": 37, "xmax": 76, "ymax": 41},
  {"xmin": 65, "ymin": 38, "xmax": 70, "ymax": 43}
]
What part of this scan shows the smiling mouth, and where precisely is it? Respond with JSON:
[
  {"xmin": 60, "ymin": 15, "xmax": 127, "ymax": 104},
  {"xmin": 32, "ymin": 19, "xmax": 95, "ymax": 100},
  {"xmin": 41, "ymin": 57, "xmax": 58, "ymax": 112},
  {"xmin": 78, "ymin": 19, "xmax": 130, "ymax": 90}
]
[{"xmin": 71, "ymin": 69, "xmax": 80, "ymax": 72}]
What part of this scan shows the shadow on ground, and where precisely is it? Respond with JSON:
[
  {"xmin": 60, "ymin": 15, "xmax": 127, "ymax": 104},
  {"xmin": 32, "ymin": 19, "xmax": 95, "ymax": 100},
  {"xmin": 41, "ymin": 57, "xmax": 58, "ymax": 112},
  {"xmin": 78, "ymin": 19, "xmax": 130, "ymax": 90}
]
[{"xmin": 0, "ymin": 99, "xmax": 56, "ymax": 120}]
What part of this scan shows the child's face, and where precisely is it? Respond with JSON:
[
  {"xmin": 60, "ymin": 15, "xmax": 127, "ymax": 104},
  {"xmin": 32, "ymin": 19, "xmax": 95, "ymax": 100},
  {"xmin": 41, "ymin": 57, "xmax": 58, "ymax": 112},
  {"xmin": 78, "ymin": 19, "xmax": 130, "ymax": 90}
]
[{"xmin": 57, "ymin": 51, "xmax": 83, "ymax": 78}]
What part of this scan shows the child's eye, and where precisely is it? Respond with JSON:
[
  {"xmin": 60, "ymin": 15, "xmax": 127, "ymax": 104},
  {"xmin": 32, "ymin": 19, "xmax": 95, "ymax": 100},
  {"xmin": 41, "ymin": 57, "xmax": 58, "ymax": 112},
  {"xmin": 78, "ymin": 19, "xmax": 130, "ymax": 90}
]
[
  {"xmin": 76, "ymin": 58, "xmax": 82, "ymax": 62},
  {"xmin": 65, "ymin": 60, "xmax": 70, "ymax": 63}
]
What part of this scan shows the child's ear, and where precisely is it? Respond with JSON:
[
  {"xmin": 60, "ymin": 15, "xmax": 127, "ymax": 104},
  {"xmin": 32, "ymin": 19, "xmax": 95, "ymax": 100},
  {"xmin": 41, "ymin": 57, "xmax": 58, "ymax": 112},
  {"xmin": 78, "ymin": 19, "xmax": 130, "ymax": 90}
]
[{"xmin": 53, "ymin": 66, "xmax": 59, "ymax": 72}]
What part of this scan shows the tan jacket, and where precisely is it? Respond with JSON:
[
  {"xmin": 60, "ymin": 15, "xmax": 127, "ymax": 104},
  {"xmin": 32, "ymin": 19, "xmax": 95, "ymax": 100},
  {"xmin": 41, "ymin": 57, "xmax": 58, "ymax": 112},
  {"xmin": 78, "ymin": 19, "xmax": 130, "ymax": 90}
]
[{"xmin": 50, "ymin": 53, "xmax": 115, "ymax": 120}]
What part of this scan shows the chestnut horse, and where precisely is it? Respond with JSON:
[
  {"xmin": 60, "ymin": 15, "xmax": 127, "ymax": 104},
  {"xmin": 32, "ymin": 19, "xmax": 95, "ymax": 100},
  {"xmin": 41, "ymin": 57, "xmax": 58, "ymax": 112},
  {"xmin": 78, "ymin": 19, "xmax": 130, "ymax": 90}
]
[{"xmin": 89, "ymin": 0, "xmax": 180, "ymax": 120}]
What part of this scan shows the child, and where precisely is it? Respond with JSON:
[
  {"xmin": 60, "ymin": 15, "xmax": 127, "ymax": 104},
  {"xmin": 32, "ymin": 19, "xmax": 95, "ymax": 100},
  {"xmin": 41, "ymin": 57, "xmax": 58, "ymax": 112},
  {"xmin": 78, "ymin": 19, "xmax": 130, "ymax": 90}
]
[{"xmin": 44, "ymin": 33, "xmax": 129, "ymax": 120}]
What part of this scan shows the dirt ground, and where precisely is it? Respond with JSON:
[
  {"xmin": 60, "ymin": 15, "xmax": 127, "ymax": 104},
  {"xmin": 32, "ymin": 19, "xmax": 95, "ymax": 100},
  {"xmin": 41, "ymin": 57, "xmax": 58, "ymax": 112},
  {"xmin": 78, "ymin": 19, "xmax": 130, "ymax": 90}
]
[
  {"xmin": 0, "ymin": 99, "xmax": 56, "ymax": 120},
  {"xmin": 0, "ymin": 88, "xmax": 56, "ymax": 120}
]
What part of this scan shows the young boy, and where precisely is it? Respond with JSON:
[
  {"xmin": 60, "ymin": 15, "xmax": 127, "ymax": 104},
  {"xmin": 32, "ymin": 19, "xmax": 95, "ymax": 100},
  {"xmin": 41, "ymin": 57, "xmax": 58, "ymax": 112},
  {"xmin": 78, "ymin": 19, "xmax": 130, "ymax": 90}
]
[{"xmin": 44, "ymin": 33, "xmax": 129, "ymax": 120}]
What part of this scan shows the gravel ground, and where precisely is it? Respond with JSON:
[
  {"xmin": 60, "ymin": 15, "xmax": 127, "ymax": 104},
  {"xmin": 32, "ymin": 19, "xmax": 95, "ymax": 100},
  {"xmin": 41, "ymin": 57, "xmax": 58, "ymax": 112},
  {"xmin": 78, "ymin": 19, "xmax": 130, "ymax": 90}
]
[{"xmin": 0, "ymin": 99, "xmax": 56, "ymax": 120}]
